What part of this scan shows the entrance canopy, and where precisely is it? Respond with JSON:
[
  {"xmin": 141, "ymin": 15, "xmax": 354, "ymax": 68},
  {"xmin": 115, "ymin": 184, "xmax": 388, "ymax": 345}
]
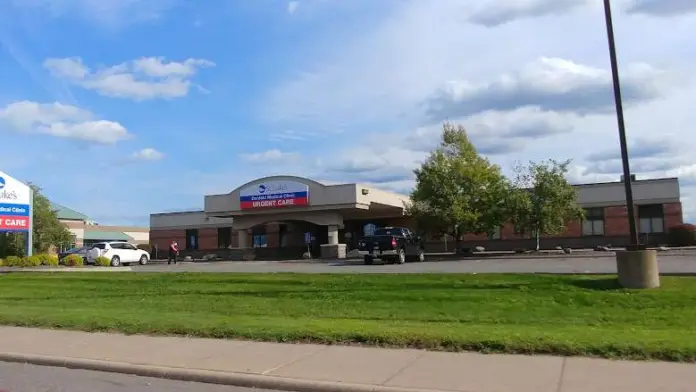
[{"xmin": 204, "ymin": 176, "xmax": 409, "ymax": 229}]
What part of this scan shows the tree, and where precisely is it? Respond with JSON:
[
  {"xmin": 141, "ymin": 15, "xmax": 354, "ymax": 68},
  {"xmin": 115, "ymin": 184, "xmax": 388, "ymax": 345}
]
[
  {"xmin": 406, "ymin": 122, "xmax": 510, "ymax": 251},
  {"xmin": 507, "ymin": 159, "xmax": 585, "ymax": 251},
  {"xmin": 31, "ymin": 184, "xmax": 74, "ymax": 253},
  {"xmin": 0, "ymin": 184, "xmax": 73, "ymax": 257}
]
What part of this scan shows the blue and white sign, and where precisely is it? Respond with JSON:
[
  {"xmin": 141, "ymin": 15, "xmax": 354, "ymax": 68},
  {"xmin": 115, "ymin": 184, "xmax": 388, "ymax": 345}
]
[
  {"xmin": 0, "ymin": 170, "xmax": 32, "ymax": 232},
  {"xmin": 304, "ymin": 232, "xmax": 312, "ymax": 244},
  {"xmin": 363, "ymin": 223, "xmax": 377, "ymax": 237},
  {"xmin": 239, "ymin": 180, "xmax": 310, "ymax": 209}
]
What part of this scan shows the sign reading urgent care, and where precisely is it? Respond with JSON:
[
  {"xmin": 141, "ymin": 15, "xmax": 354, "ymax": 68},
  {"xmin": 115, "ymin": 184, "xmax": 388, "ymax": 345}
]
[
  {"xmin": 0, "ymin": 170, "xmax": 32, "ymax": 232},
  {"xmin": 239, "ymin": 180, "xmax": 309, "ymax": 210}
]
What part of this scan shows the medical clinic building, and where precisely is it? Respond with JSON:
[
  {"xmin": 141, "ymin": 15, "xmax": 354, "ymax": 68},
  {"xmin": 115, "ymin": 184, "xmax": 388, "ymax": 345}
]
[{"xmin": 149, "ymin": 175, "xmax": 684, "ymax": 259}]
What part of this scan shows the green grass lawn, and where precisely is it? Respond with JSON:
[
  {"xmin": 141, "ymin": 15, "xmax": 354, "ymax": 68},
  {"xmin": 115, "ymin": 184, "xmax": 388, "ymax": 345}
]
[{"xmin": 1, "ymin": 272, "xmax": 696, "ymax": 362}]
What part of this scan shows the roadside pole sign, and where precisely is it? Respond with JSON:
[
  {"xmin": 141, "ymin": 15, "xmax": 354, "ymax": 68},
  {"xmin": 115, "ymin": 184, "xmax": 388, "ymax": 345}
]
[
  {"xmin": 304, "ymin": 232, "xmax": 312, "ymax": 244},
  {"xmin": 0, "ymin": 170, "xmax": 33, "ymax": 256}
]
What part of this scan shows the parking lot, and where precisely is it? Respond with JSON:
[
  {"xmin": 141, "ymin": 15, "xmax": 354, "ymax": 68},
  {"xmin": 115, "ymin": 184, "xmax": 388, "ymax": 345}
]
[{"xmin": 133, "ymin": 254, "xmax": 696, "ymax": 274}]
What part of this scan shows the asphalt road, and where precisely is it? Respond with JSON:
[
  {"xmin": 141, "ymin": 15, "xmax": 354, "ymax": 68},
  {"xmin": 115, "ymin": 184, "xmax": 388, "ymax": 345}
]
[
  {"xmin": 132, "ymin": 254, "xmax": 696, "ymax": 274},
  {"xmin": 0, "ymin": 362, "xmax": 276, "ymax": 392}
]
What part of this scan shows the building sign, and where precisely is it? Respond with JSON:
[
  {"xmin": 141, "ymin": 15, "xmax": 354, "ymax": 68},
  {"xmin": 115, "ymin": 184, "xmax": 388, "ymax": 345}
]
[
  {"xmin": 0, "ymin": 170, "xmax": 31, "ymax": 232},
  {"xmin": 363, "ymin": 223, "xmax": 377, "ymax": 237},
  {"xmin": 239, "ymin": 180, "xmax": 310, "ymax": 210}
]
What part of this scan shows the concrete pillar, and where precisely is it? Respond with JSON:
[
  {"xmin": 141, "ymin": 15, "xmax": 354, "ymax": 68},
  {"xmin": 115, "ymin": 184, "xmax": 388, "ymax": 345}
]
[
  {"xmin": 237, "ymin": 230, "xmax": 248, "ymax": 249},
  {"xmin": 615, "ymin": 250, "xmax": 660, "ymax": 289},
  {"xmin": 327, "ymin": 225, "xmax": 339, "ymax": 245},
  {"xmin": 321, "ymin": 225, "xmax": 345, "ymax": 259}
]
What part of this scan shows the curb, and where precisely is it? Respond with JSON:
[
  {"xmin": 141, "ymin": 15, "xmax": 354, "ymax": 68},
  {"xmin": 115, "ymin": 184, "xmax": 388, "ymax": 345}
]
[
  {"xmin": 0, "ymin": 352, "xmax": 438, "ymax": 392},
  {"xmin": 0, "ymin": 267, "xmax": 133, "ymax": 273}
]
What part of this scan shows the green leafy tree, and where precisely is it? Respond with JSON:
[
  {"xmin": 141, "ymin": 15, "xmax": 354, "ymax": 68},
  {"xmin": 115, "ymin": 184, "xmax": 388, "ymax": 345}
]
[
  {"xmin": 507, "ymin": 159, "xmax": 585, "ymax": 251},
  {"xmin": 0, "ymin": 184, "xmax": 73, "ymax": 257},
  {"xmin": 407, "ymin": 123, "xmax": 510, "ymax": 251},
  {"xmin": 31, "ymin": 184, "xmax": 74, "ymax": 253}
]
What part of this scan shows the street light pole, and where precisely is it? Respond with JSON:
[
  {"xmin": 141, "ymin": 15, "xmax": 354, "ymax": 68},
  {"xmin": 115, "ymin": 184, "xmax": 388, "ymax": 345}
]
[{"xmin": 602, "ymin": 0, "xmax": 640, "ymax": 249}]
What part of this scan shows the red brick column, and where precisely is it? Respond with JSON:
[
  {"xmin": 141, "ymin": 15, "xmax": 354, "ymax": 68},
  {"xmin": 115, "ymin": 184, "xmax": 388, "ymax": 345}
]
[
  {"xmin": 265, "ymin": 223, "xmax": 280, "ymax": 248},
  {"xmin": 198, "ymin": 228, "xmax": 217, "ymax": 250},
  {"xmin": 663, "ymin": 202, "xmax": 683, "ymax": 229},
  {"xmin": 604, "ymin": 206, "xmax": 632, "ymax": 236}
]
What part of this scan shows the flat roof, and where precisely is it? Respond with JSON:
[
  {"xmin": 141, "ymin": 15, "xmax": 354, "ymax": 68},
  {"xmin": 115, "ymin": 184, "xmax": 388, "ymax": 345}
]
[
  {"xmin": 151, "ymin": 176, "xmax": 680, "ymax": 218},
  {"xmin": 572, "ymin": 177, "xmax": 678, "ymax": 188}
]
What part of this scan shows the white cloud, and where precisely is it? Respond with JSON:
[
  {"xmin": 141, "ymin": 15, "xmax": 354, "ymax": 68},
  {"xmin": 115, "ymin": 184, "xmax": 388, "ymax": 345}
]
[
  {"xmin": 256, "ymin": 0, "xmax": 696, "ymax": 219},
  {"xmin": 43, "ymin": 56, "xmax": 215, "ymax": 101},
  {"xmin": 372, "ymin": 107, "xmax": 577, "ymax": 156},
  {"xmin": 626, "ymin": 0, "xmax": 696, "ymax": 17},
  {"xmin": 268, "ymin": 129, "xmax": 317, "ymax": 142},
  {"xmin": 467, "ymin": 0, "xmax": 594, "ymax": 26},
  {"xmin": 425, "ymin": 57, "xmax": 667, "ymax": 121},
  {"xmin": 131, "ymin": 148, "xmax": 164, "ymax": 161},
  {"xmin": 287, "ymin": 1, "xmax": 299, "ymax": 14},
  {"xmin": 239, "ymin": 149, "xmax": 301, "ymax": 163},
  {"xmin": 0, "ymin": 100, "xmax": 130, "ymax": 144}
]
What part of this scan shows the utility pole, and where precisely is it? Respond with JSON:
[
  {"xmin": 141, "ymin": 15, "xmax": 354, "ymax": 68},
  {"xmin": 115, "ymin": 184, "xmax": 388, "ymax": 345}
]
[{"xmin": 602, "ymin": 0, "xmax": 640, "ymax": 250}]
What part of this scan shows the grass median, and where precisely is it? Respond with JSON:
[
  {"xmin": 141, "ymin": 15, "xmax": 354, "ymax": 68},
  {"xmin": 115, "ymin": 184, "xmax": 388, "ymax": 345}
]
[{"xmin": 1, "ymin": 272, "xmax": 695, "ymax": 362}]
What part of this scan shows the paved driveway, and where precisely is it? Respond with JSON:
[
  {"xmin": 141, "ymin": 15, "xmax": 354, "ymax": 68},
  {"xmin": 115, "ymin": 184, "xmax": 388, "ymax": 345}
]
[{"xmin": 133, "ymin": 254, "xmax": 696, "ymax": 274}]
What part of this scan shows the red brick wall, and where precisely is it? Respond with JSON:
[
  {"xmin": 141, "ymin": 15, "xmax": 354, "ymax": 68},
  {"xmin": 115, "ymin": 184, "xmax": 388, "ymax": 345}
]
[
  {"xmin": 604, "ymin": 206, "xmax": 633, "ymax": 236},
  {"xmin": 266, "ymin": 223, "xmax": 280, "ymax": 248},
  {"xmin": 662, "ymin": 202, "xmax": 683, "ymax": 229},
  {"xmin": 154, "ymin": 202, "xmax": 683, "ymax": 253},
  {"xmin": 230, "ymin": 230, "xmax": 238, "ymax": 248},
  {"xmin": 150, "ymin": 229, "xmax": 186, "ymax": 252},
  {"xmin": 199, "ymin": 228, "xmax": 217, "ymax": 250}
]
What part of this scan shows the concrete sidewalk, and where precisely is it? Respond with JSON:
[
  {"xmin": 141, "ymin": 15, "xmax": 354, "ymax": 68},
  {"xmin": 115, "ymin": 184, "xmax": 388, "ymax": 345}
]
[{"xmin": 0, "ymin": 327, "xmax": 693, "ymax": 392}]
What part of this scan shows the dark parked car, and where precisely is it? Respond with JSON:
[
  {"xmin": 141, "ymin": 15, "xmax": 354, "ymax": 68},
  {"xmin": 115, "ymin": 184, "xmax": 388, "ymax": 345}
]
[
  {"xmin": 58, "ymin": 246, "xmax": 89, "ymax": 264},
  {"xmin": 357, "ymin": 227, "xmax": 425, "ymax": 265}
]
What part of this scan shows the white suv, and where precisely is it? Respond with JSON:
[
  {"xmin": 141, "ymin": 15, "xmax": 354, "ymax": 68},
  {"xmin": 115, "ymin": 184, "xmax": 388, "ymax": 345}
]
[{"xmin": 87, "ymin": 242, "xmax": 150, "ymax": 267}]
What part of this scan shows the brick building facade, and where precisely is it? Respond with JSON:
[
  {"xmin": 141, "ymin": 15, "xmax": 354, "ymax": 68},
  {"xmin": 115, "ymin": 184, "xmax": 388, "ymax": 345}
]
[{"xmin": 150, "ymin": 176, "xmax": 684, "ymax": 259}]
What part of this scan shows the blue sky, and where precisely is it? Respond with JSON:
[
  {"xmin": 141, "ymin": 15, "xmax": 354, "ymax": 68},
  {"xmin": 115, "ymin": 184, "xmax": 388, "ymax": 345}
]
[{"xmin": 1, "ymin": 0, "xmax": 696, "ymax": 226}]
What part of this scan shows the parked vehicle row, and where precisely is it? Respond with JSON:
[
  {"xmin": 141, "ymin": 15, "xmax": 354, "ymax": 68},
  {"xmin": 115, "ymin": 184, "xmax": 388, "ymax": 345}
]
[{"xmin": 59, "ymin": 241, "xmax": 150, "ymax": 267}]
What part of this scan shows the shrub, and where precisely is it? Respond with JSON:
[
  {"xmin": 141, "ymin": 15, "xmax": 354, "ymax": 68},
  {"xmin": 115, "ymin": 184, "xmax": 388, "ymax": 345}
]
[
  {"xmin": 63, "ymin": 254, "xmax": 84, "ymax": 267},
  {"xmin": 23, "ymin": 255, "xmax": 42, "ymax": 267},
  {"xmin": 95, "ymin": 256, "xmax": 111, "ymax": 267},
  {"xmin": 668, "ymin": 224, "xmax": 696, "ymax": 247},
  {"xmin": 4, "ymin": 256, "xmax": 23, "ymax": 267},
  {"xmin": 37, "ymin": 253, "xmax": 59, "ymax": 266},
  {"xmin": 0, "ymin": 258, "xmax": 4, "ymax": 267}
]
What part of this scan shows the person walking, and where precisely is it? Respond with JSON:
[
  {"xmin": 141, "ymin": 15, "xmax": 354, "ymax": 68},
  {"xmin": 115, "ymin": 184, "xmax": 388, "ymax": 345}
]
[{"xmin": 168, "ymin": 240, "xmax": 179, "ymax": 265}]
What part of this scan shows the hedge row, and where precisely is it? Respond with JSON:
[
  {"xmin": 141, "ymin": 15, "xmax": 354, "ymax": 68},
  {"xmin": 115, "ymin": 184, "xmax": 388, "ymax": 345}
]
[
  {"xmin": 0, "ymin": 254, "xmax": 117, "ymax": 268},
  {"xmin": 0, "ymin": 253, "xmax": 60, "ymax": 267},
  {"xmin": 668, "ymin": 224, "xmax": 696, "ymax": 247}
]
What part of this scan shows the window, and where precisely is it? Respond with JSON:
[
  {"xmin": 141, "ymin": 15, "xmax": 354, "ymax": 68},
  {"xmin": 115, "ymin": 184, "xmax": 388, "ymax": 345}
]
[
  {"xmin": 251, "ymin": 226, "xmax": 267, "ymax": 248},
  {"xmin": 363, "ymin": 223, "xmax": 377, "ymax": 237},
  {"xmin": 252, "ymin": 235, "xmax": 267, "ymax": 248},
  {"xmin": 373, "ymin": 228, "xmax": 407, "ymax": 237},
  {"xmin": 109, "ymin": 243, "xmax": 125, "ymax": 250},
  {"xmin": 217, "ymin": 227, "xmax": 231, "ymax": 248},
  {"xmin": 489, "ymin": 226, "xmax": 501, "ymax": 240},
  {"xmin": 185, "ymin": 229, "xmax": 199, "ymax": 250},
  {"xmin": 124, "ymin": 244, "xmax": 138, "ymax": 250},
  {"xmin": 582, "ymin": 208, "xmax": 605, "ymax": 236},
  {"xmin": 639, "ymin": 204, "xmax": 664, "ymax": 234}
]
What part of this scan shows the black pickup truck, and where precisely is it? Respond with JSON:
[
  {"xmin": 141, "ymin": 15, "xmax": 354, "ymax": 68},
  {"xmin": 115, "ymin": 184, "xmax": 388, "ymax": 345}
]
[{"xmin": 357, "ymin": 227, "xmax": 425, "ymax": 265}]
